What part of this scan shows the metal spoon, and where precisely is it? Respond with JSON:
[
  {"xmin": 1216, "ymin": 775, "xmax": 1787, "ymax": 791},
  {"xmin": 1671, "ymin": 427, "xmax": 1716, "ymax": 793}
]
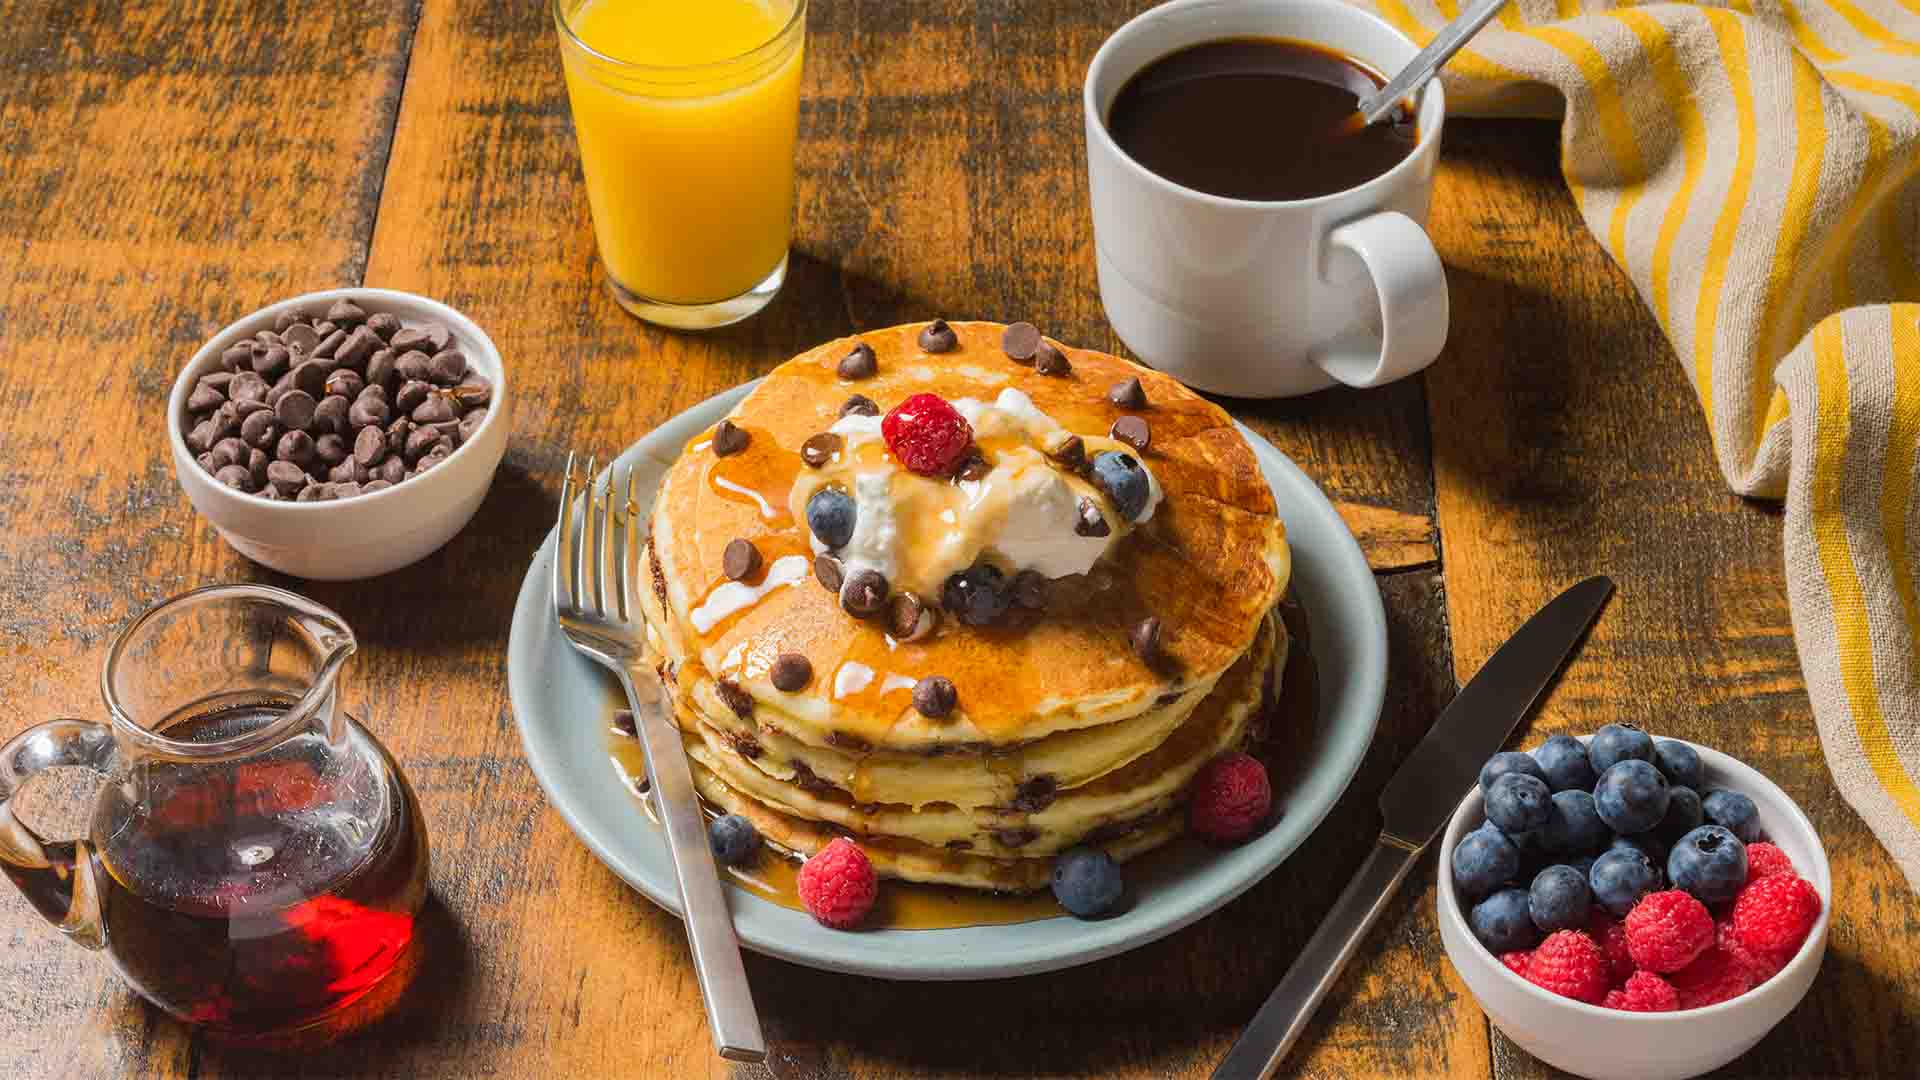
[{"xmin": 1352, "ymin": 0, "xmax": 1508, "ymax": 126}]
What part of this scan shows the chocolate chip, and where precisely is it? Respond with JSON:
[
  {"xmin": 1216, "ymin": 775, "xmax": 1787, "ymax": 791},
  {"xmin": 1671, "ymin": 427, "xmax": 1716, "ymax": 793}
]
[
  {"xmin": 839, "ymin": 394, "xmax": 879, "ymax": 418},
  {"xmin": 314, "ymin": 433, "xmax": 348, "ymax": 465},
  {"xmin": 328, "ymin": 459, "xmax": 357, "ymax": 483},
  {"xmin": 1045, "ymin": 433, "xmax": 1086, "ymax": 471},
  {"xmin": 712, "ymin": 419, "xmax": 748, "ymax": 456},
  {"xmin": 312, "ymin": 329, "xmax": 347, "ymax": 360},
  {"xmin": 452, "ymin": 374, "xmax": 491, "ymax": 406},
  {"xmin": 1130, "ymin": 616, "xmax": 1164, "ymax": 662},
  {"xmin": 377, "ymin": 455, "xmax": 407, "ymax": 484},
  {"xmin": 210, "ymin": 437, "xmax": 247, "ymax": 469},
  {"xmin": 1108, "ymin": 376, "xmax": 1148, "ymax": 409},
  {"xmin": 295, "ymin": 481, "xmax": 332, "ymax": 502},
  {"xmin": 424, "ymin": 323, "xmax": 452, "ymax": 352},
  {"xmin": 801, "ymin": 432, "xmax": 843, "ymax": 468},
  {"xmin": 220, "ymin": 344, "xmax": 254, "ymax": 372},
  {"xmin": 273, "ymin": 309, "xmax": 305, "ymax": 334},
  {"xmin": 404, "ymin": 426, "xmax": 442, "ymax": 462},
  {"xmin": 955, "ymin": 449, "xmax": 991, "ymax": 482},
  {"xmin": 1110, "ymin": 414, "xmax": 1151, "ymax": 453},
  {"xmin": 282, "ymin": 324, "xmax": 321, "ymax": 354},
  {"xmin": 289, "ymin": 360, "xmax": 327, "ymax": 399},
  {"xmin": 395, "ymin": 379, "xmax": 431, "ymax": 414},
  {"xmin": 429, "ymin": 349, "xmax": 468, "ymax": 385},
  {"xmin": 770, "ymin": 653, "xmax": 813, "ymax": 692},
  {"xmin": 213, "ymin": 463, "xmax": 254, "ymax": 492},
  {"xmin": 273, "ymin": 389, "xmax": 317, "ymax": 432},
  {"xmin": 313, "ymin": 394, "xmax": 350, "ymax": 435},
  {"xmin": 912, "ymin": 675, "xmax": 957, "ymax": 719},
  {"xmin": 389, "ymin": 326, "xmax": 432, "ymax": 353},
  {"xmin": 841, "ymin": 568, "xmax": 889, "ymax": 614},
  {"xmin": 412, "ymin": 392, "xmax": 457, "ymax": 425},
  {"xmin": 459, "ymin": 407, "xmax": 488, "ymax": 443},
  {"xmin": 362, "ymin": 479, "xmax": 393, "ymax": 494},
  {"xmin": 887, "ymin": 591, "xmax": 936, "ymax": 642},
  {"xmin": 349, "ymin": 394, "xmax": 391, "ymax": 430},
  {"xmin": 187, "ymin": 383, "xmax": 225, "ymax": 412},
  {"xmin": 1012, "ymin": 775, "xmax": 1058, "ymax": 812},
  {"xmin": 325, "ymin": 299, "xmax": 367, "ymax": 327},
  {"xmin": 837, "ymin": 342, "xmax": 877, "ymax": 380},
  {"xmin": 312, "ymin": 321, "xmax": 337, "ymax": 340},
  {"xmin": 813, "ymin": 553, "xmax": 845, "ymax": 593},
  {"xmin": 723, "ymin": 538, "xmax": 762, "ymax": 581},
  {"xmin": 354, "ymin": 425, "xmax": 387, "ymax": 466},
  {"xmin": 825, "ymin": 731, "xmax": 873, "ymax": 753},
  {"xmin": 275, "ymin": 428, "xmax": 314, "ymax": 466},
  {"xmin": 337, "ymin": 327, "xmax": 382, "ymax": 372},
  {"xmin": 716, "ymin": 678, "xmax": 754, "ymax": 719},
  {"xmin": 186, "ymin": 420, "xmax": 216, "ymax": 454},
  {"xmin": 366, "ymin": 349, "xmax": 398, "ymax": 389},
  {"xmin": 229, "ymin": 371, "xmax": 269, "ymax": 404},
  {"xmin": 1011, "ymin": 570, "xmax": 1047, "ymax": 610},
  {"xmin": 919, "ymin": 319, "xmax": 958, "ymax": 353},
  {"xmin": 366, "ymin": 311, "xmax": 401, "ymax": 340},
  {"xmin": 248, "ymin": 448, "xmax": 270, "ymax": 488},
  {"xmin": 231, "ymin": 398, "xmax": 271, "ymax": 422},
  {"xmin": 1033, "ymin": 341, "xmax": 1071, "ymax": 376},
  {"xmin": 324, "ymin": 369, "xmax": 365, "ymax": 401},
  {"xmin": 386, "ymin": 417, "xmax": 413, "ymax": 455},
  {"xmin": 266, "ymin": 460, "xmax": 308, "ymax": 495},
  {"xmin": 1000, "ymin": 321, "xmax": 1042, "ymax": 362},
  {"xmin": 239, "ymin": 409, "xmax": 279, "ymax": 449},
  {"xmin": 1075, "ymin": 497, "xmax": 1111, "ymax": 538},
  {"xmin": 395, "ymin": 350, "xmax": 433, "ymax": 383},
  {"xmin": 254, "ymin": 345, "xmax": 291, "ymax": 381},
  {"xmin": 199, "ymin": 372, "xmax": 235, "ymax": 394}
]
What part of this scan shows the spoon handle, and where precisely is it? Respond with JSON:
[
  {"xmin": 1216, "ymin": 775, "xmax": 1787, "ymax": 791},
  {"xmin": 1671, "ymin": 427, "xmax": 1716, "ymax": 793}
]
[{"xmin": 1356, "ymin": 0, "xmax": 1509, "ymax": 125}]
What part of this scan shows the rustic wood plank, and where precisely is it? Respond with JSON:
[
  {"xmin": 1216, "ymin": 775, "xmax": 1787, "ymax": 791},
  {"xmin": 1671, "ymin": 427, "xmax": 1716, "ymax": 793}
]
[
  {"xmin": 1424, "ymin": 119, "xmax": 1920, "ymax": 1078},
  {"xmin": 0, "ymin": 1, "xmax": 418, "ymax": 1076}
]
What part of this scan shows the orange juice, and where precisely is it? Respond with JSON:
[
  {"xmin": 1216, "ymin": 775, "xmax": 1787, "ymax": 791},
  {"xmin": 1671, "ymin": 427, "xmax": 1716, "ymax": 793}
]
[{"xmin": 556, "ymin": 0, "xmax": 804, "ymax": 319}]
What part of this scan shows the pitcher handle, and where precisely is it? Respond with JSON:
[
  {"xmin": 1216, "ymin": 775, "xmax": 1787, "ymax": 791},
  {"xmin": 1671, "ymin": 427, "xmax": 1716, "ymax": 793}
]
[{"xmin": 0, "ymin": 719, "xmax": 116, "ymax": 948}]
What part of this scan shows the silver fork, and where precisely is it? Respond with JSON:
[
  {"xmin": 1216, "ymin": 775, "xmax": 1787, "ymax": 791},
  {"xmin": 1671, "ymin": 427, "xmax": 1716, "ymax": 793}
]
[{"xmin": 553, "ymin": 452, "xmax": 766, "ymax": 1063}]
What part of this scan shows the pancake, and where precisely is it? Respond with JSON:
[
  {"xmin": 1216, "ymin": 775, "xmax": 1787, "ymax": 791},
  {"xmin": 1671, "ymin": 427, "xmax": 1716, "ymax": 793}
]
[{"xmin": 646, "ymin": 321, "xmax": 1287, "ymax": 754}]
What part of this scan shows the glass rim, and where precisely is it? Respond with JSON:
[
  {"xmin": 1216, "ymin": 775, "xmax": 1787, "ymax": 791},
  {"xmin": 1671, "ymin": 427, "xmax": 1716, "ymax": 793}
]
[
  {"xmin": 552, "ymin": 0, "xmax": 806, "ymax": 78},
  {"xmin": 101, "ymin": 583, "xmax": 357, "ymax": 761}
]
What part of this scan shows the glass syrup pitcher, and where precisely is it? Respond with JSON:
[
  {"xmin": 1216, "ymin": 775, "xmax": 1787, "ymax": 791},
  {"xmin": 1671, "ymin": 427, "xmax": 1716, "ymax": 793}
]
[{"xmin": 0, "ymin": 584, "xmax": 429, "ymax": 1038}]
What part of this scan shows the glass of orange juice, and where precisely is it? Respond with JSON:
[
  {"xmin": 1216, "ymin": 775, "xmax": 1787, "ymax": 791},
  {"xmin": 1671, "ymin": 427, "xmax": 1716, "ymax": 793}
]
[{"xmin": 554, "ymin": 0, "xmax": 806, "ymax": 330}]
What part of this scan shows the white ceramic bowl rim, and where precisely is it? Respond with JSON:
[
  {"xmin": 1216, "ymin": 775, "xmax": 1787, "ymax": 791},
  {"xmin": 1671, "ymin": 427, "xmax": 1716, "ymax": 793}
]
[
  {"xmin": 165, "ymin": 287, "xmax": 510, "ymax": 514},
  {"xmin": 1439, "ymin": 736, "xmax": 1833, "ymax": 1022}
]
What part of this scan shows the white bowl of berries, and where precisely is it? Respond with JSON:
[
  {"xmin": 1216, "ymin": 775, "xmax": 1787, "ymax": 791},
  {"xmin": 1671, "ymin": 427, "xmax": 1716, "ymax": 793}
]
[{"xmin": 1436, "ymin": 729, "xmax": 1830, "ymax": 1080}]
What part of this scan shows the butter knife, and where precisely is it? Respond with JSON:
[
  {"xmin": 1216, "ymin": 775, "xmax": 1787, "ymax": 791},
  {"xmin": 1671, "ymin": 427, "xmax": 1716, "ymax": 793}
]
[{"xmin": 1212, "ymin": 575, "xmax": 1614, "ymax": 1079}]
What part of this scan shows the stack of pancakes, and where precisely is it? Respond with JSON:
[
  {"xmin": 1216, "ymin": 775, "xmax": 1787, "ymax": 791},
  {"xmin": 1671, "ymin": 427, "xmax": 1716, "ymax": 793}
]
[{"xmin": 639, "ymin": 321, "xmax": 1290, "ymax": 891}]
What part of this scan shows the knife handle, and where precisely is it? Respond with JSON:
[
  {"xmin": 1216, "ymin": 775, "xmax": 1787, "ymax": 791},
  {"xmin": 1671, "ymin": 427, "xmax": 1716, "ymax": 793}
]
[{"xmin": 1212, "ymin": 833, "xmax": 1422, "ymax": 1080}]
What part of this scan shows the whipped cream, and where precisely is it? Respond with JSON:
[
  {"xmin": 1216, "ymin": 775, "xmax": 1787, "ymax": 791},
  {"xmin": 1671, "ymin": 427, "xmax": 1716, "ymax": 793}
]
[
  {"xmin": 792, "ymin": 389, "xmax": 1159, "ymax": 599},
  {"xmin": 690, "ymin": 554, "xmax": 809, "ymax": 633}
]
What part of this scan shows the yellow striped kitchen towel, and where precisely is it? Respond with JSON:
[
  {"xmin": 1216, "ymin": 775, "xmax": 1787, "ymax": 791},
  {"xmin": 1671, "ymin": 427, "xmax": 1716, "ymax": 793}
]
[{"xmin": 1345, "ymin": 0, "xmax": 1920, "ymax": 885}]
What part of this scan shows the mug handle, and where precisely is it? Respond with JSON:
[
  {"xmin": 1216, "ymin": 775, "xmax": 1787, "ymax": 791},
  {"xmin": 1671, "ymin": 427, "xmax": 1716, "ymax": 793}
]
[
  {"xmin": 0, "ymin": 719, "xmax": 116, "ymax": 948},
  {"xmin": 1311, "ymin": 210, "xmax": 1449, "ymax": 389}
]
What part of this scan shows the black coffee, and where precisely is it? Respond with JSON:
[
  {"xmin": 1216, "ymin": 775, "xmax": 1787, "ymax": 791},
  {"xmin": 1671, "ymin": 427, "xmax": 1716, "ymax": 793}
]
[{"xmin": 1106, "ymin": 36, "xmax": 1418, "ymax": 201}]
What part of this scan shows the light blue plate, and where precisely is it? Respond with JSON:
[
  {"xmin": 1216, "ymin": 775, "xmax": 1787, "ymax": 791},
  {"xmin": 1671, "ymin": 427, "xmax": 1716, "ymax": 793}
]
[{"xmin": 506, "ymin": 382, "xmax": 1386, "ymax": 980}]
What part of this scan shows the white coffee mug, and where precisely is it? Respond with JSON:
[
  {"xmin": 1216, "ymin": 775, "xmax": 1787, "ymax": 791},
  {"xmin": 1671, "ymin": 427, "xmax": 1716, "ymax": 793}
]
[{"xmin": 1085, "ymin": 0, "xmax": 1448, "ymax": 398}]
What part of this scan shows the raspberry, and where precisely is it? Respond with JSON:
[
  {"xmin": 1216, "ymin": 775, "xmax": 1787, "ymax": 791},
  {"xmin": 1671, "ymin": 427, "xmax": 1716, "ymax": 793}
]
[
  {"xmin": 1603, "ymin": 970, "xmax": 1681, "ymax": 1012},
  {"xmin": 1716, "ymin": 917, "xmax": 1785, "ymax": 985},
  {"xmin": 1669, "ymin": 946, "xmax": 1754, "ymax": 1008},
  {"xmin": 1523, "ymin": 929, "xmax": 1611, "ymax": 1004},
  {"xmin": 1731, "ymin": 873, "xmax": 1821, "ymax": 960},
  {"xmin": 1589, "ymin": 911, "xmax": 1636, "ymax": 984},
  {"xmin": 1744, "ymin": 842, "xmax": 1795, "ymax": 881},
  {"xmin": 1187, "ymin": 752, "xmax": 1272, "ymax": 844},
  {"xmin": 796, "ymin": 837, "xmax": 878, "ymax": 929},
  {"xmin": 1500, "ymin": 950, "xmax": 1532, "ymax": 977},
  {"xmin": 882, "ymin": 393, "xmax": 973, "ymax": 476},
  {"xmin": 1624, "ymin": 889, "xmax": 1715, "ymax": 973}
]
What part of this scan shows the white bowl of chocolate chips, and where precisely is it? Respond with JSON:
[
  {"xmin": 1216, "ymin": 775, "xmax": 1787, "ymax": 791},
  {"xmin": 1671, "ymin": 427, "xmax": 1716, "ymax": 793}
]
[{"xmin": 168, "ymin": 287, "xmax": 510, "ymax": 581}]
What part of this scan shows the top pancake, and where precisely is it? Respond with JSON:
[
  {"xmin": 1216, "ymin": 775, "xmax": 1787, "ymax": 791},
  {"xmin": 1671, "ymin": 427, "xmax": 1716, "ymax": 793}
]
[{"xmin": 648, "ymin": 321, "xmax": 1288, "ymax": 751}]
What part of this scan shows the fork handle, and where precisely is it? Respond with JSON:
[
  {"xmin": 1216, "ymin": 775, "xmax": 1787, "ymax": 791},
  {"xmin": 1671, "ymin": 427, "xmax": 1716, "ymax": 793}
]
[{"xmin": 617, "ymin": 662, "xmax": 767, "ymax": 1063}]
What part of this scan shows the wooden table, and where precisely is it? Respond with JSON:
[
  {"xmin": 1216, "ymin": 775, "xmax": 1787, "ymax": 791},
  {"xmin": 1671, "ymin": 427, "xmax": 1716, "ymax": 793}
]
[{"xmin": 2, "ymin": 1, "xmax": 1915, "ymax": 1076}]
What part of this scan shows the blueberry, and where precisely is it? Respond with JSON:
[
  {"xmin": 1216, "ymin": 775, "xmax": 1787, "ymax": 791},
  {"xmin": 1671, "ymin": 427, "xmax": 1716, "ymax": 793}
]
[
  {"xmin": 1653, "ymin": 739, "xmax": 1703, "ymax": 789},
  {"xmin": 1469, "ymin": 888, "xmax": 1541, "ymax": 953},
  {"xmin": 1588, "ymin": 722, "xmax": 1654, "ymax": 774},
  {"xmin": 1658, "ymin": 785, "xmax": 1705, "ymax": 844},
  {"xmin": 941, "ymin": 563, "xmax": 1010, "ymax": 626},
  {"xmin": 1669, "ymin": 825, "xmax": 1748, "ymax": 904},
  {"xmin": 1611, "ymin": 831, "xmax": 1669, "ymax": 868},
  {"xmin": 1589, "ymin": 847, "xmax": 1663, "ymax": 915},
  {"xmin": 1051, "ymin": 847, "xmax": 1124, "ymax": 918},
  {"xmin": 708, "ymin": 814, "xmax": 760, "ymax": 866},
  {"xmin": 1533, "ymin": 734, "xmax": 1598, "ymax": 793},
  {"xmin": 1539, "ymin": 789, "xmax": 1611, "ymax": 854},
  {"xmin": 1594, "ymin": 759, "xmax": 1671, "ymax": 835},
  {"xmin": 1528, "ymin": 864, "xmax": 1592, "ymax": 933},
  {"xmin": 1452, "ymin": 825, "xmax": 1521, "ymax": 901},
  {"xmin": 806, "ymin": 487, "xmax": 857, "ymax": 549},
  {"xmin": 1479, "ymin": 751, "xmax": 1547, "ymax": 795},
  {"xmin": 1485, "ymin": 773, "xmax": 1552, "ymax": 834},
  {"xmin": 1701, "ymin": 789, "xmax": 1763, "ymax": 843},
  {"xmin": 1089, "ymin": 451, "xmax": 1150, "ymax": 521}
]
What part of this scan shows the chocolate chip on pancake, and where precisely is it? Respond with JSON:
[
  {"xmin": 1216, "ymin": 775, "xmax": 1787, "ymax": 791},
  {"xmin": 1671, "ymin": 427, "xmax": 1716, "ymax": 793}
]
[
  {"xmin": 888, "ymin": 591, "xmax": 936, "ymax": 642},
  {"xmin": 770, "ymin": 653, "xmax": 813, "ymax": 692},
  {"xmin": 955, "ymin": 448, "xmax": 991, "ymax": 481},
  {"xmin": 912, "ymin": 675, "xmax": 957, "ymax": 719},
  {"xmin": 841, "ymin": 568, "xmax": 890, "ymax": 614},
  {"xmin": 1045, "ymin": 432, "xmax": 1086, "ymax": 471},
  {"xmin": 723, "ymin": 538, "xmax": 762, "ymax": 581},
  {"xmin": 1033, "ymin": 341, "xmax": 1071, "ymax": 376},
  {"xmin": 801, "ymin": 432, "xmax": 843, "ymax": 468},
  {"xmin": 1001, "ymin": 321, "xmax": 1042, "ymax": 362},
  {"xmin": 1107, "ymin": 376, "xmax": 1148, "ymax": 409},
  {"xmin": 825, "ymin": 731, "xmax": 873, "ymax": 753},
  {"xmin": 993, "ymin": 827, "xmax": 1039, "ymax": 849},
  {"xmin": 1075, "ymin": 497, "xmax": 1111, "ymax": 538},
  {"xmin": 715, "ymin": 678, "xmax": 755, "ymax": 719},
  {"xmin": 1011, "ymin": 775, "xmax": 1058, "ymax": 812},
  {"xmin": 711, "ymin": 418, "xmax": 748, "ymax": 456},
  {"xmin": 813, "ymin": 552, "xmax": 846, "ymax": 593},
  {"xmin": 919, "ymin": 319, "xmax": 959, "ymax": 353},
  {"xmin": 1130, "ymin": 616, "xmax": 1165, "ymax": 663},
  {"xmin": 837, "ymin": 341, "xmax": 878, "ymax": 380},
  {"xmin": 1111, "ymin": 414, "xmax": 1151, "ymax": 453},
  {"xmin": 1011, "ymin": 570, "xmax": 1048, "ymax": 610},
  {"xmin": 839, "ymin": 394, "xmax": 880, "ymax": 418}
]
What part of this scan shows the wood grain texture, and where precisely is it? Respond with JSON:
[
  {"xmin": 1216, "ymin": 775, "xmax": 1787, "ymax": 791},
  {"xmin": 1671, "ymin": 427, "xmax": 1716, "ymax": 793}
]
[{"xmin": 0, "ymin": 0, "xmax": 1913, "ymax": 1077}]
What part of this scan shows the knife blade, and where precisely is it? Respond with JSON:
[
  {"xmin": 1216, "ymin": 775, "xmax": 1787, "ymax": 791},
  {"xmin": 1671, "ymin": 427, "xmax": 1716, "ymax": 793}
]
[{"xmin": 1212, "ymin": 575, "xmax": 1614, "ymax": 1080}]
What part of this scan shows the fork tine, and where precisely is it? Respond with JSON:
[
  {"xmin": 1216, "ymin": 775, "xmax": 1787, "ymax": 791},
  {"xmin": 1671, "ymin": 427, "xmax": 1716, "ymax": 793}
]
[
  {"xmin": 554, "ymin": 451, "xmax": 577, "ymax": 615},
  {"xmin": 609, "ymin": 465, "xmax": 629, "ymax": 623},
  {"xmin": 624, "ymin": 465, "xmax": 643, "ymax": 623},
  {"xmin": 581, "ymin": 455, "xmax": 601, "ymax": 616}
]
